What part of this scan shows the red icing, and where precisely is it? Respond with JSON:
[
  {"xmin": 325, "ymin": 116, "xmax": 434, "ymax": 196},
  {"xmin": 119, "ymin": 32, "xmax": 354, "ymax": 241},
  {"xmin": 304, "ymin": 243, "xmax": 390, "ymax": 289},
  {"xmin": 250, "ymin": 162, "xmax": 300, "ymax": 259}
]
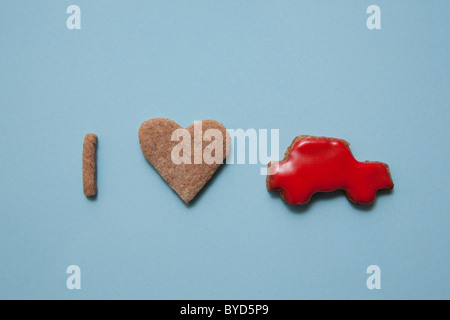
[{"xmin": 267, "ymin": 137, "xmax": 394, "ymax": 205}]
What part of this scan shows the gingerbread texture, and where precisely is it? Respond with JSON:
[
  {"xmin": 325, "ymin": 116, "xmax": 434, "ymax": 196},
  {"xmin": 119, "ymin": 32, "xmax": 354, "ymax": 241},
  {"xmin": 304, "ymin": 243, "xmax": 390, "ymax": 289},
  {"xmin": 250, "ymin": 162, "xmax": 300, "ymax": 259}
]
[
  {"xmin": 139, "ymin": 118, "xmax": 230, "ymax": 204},
  {"xmin": 82, "ymin": 133, "xmax": 98, "ymax": 197},
  {"xmin": 267, "ymin": 136, "xmax": 394, "ymax": 205}
]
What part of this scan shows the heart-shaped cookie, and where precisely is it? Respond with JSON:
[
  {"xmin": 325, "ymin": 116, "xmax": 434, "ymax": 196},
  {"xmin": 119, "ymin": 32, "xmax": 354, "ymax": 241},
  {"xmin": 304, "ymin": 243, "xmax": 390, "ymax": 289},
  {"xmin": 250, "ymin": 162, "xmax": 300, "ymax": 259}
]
[{"xmin": 139, "ymin": 118, "xmax": 230, "ymax": 204}]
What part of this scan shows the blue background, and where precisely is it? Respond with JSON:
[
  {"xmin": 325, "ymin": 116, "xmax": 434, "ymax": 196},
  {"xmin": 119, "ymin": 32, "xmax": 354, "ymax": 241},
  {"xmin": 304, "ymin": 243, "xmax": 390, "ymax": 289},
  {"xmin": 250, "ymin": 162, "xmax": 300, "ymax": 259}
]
[{"xmin": 1, "ymin": 1, "xmax": 449, "ymax": 300}]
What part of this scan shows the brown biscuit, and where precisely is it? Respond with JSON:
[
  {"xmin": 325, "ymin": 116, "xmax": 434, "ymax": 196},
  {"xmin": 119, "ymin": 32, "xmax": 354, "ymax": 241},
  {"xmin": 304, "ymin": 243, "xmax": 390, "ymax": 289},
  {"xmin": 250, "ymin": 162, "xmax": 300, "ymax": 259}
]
[
  {"xmin": 139, "ymin": 118, "xmax": 230, "ymax": 204},
  {"xmin": 82, "ymin": 133, "xmax": 98, "ymax": 197}
]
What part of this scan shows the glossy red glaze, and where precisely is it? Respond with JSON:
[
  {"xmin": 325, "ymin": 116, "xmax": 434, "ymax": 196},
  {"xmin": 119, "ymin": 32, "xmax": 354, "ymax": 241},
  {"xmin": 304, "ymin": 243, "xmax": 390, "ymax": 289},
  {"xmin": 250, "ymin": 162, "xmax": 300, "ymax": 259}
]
[{"xmin": 267, "ymin": 137, "xmax": 394, "ymax": 205}]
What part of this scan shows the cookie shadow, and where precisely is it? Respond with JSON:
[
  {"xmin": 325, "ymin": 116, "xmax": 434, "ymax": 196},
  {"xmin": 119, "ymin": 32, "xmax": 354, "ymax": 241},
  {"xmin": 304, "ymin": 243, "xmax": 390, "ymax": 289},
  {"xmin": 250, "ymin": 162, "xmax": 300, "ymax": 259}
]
[
  {"xmin": 140, "ymin": 151, "xmax": 229, "ymax": 207},
  {"xmin": 349, "ymin": 188, "xmax": 394, "ymax": 212},
  {"xmin": 268, "ymin": 188, "xmax": 394, "ymax": 214},
  {"xmin": 187, "ymin": 162, "xmax": 228, "ymax": 207},
  {"xmin": 268, "ymin": 190, "xmax": 342, "ymax": 214},
  {"xmin": 86, "ymin": 194, "xmax": 98, "ymax": 201}
]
